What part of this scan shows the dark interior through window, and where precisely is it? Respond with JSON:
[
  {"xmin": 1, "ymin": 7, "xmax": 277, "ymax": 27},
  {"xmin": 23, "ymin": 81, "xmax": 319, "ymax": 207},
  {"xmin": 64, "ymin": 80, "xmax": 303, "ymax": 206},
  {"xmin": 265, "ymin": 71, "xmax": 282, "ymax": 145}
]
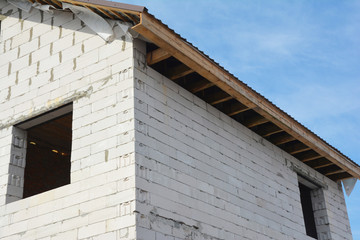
[
  {"xmin": 22, "ymin": 111, "xmax": 72, "ymax": 198},
  {"xmin": 299, "ymin": 182, "xmax": 318, "ymax": 239}
]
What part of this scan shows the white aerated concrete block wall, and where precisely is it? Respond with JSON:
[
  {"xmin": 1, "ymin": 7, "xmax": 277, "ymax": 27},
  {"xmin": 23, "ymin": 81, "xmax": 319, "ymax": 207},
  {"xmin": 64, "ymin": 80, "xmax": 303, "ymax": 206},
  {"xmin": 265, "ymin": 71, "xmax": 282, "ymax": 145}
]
[
  {"xmin": 133, "ymin": 40, "xmax": 353, "ymax": 240},
  {"xmin": 0, "ymin": 1, "xmax": 136, "ymax": 239},
  {"xmin": 0, "ymin": 1, "xmax": 353, "ymax": 239}
]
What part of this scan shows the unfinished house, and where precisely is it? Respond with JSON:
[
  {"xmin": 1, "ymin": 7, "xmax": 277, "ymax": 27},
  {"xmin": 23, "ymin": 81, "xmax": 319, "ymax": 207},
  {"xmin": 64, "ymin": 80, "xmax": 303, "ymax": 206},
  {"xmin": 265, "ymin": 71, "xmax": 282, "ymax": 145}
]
[{"xmin": 0, "ymin": 0, "xmax": 359, "ymax": 239}]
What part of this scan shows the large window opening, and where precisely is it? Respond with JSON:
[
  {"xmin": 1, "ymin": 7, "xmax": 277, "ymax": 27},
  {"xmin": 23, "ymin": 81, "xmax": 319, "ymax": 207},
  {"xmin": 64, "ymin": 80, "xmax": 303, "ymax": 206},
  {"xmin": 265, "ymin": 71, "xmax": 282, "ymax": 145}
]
[
  {"xmin": 10, "ymin": 104, "xmax": 73, "ymax": 199},
  {"xmin": 299, "ymin": 182, "xmax": 318, "ymax": 239}
]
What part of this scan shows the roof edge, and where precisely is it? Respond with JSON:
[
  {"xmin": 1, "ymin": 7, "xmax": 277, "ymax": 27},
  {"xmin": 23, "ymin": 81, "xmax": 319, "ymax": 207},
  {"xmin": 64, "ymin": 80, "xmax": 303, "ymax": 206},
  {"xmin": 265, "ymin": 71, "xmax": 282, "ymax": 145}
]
[
  {"xmin": 132, "ymin": 11, "xmax": 360, "ymax": 180},
  {"xmin": 62, "ymin": 0, "xmax": 145, "ymax": 13}
]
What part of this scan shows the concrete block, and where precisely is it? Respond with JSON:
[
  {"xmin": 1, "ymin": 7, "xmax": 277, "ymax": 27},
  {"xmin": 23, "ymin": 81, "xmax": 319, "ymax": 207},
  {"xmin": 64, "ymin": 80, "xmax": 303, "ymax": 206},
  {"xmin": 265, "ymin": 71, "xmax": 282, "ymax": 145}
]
[{"xmin": 78, "ymin": 221, "xmax": 106, "ymax": 239}]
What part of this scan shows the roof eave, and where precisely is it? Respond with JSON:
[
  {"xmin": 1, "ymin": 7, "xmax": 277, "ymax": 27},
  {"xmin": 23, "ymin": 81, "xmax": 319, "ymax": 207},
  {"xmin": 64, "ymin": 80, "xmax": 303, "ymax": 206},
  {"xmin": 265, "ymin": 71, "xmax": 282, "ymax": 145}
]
[{"xmin": 132, "ymin": 11, "xmax": 360, "ymax": 180}]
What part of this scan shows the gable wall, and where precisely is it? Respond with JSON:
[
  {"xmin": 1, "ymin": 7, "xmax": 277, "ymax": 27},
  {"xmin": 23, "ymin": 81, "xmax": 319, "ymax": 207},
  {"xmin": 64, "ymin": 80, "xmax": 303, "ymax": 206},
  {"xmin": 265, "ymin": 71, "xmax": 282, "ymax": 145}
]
[
  {"xmin": 133, "ymin": 40, "xmax": 353, "ymax": 240},
  {"xmin": 0, "ymin": 1, "xmax": 137, "ymax": 239}
]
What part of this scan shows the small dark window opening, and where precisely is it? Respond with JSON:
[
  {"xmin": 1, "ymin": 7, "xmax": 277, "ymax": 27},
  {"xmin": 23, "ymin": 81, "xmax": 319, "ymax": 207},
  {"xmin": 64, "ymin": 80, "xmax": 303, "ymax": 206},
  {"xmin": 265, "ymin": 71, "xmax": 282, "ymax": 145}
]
[
  {"xmin": 17, "ymin": 104, "xmax": 72, "ymax": 198},
  {"xmin": 299, "ymin": 182, "xmax": 318, "ymax": 239}
]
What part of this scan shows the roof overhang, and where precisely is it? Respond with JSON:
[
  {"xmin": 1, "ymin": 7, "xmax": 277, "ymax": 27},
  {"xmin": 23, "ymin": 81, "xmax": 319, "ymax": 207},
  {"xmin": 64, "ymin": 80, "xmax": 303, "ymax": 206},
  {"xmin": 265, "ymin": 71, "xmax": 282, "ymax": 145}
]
[{"xmin": 18, "ymin": 0, "xmax": 360, "ymax": 181}]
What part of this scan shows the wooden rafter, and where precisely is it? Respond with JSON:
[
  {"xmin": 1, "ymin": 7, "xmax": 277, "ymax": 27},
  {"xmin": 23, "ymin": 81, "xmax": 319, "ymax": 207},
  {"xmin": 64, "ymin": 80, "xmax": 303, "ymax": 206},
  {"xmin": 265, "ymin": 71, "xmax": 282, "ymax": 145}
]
[
  {"xmin": 147, "ymin": 48, "xmax": 172, "ymax": 65},
  {"xmin": 313, "ymin": 162, "xmax": 334, "ymax": 169},
  {"xmin": 122, "ymin": 11, "xmax": 138, "ymax": 23},
  {"xmin": 316, "ymin": 165, "xmax": 343, "ymax": 176},
  {"xmin": 328, "ymin": 172, "xmax": 352, "ymax": 181},
  {"xmin": 35, "ymin": 0, "xmax": 47, "ymax": 5},
  {"xmin": 109, "ymin": 10, "xmax": 128, "ymax": 22},
  {"xmin": 255, "ymin": 123, "xmax": 283, "ymax": 137},
  {"xmin": 223, "ymin": 101, "xmax": 250, "ymax": 116},
  {"xmin": 243, "ymin": 116, "xmax": 269, "ymax": 128},
  {"xmin": 96, "ymin": 7, "xmax": 116, "ymax": 19},
  {"xmin": 186, "ymin": 79, "xmax": 214, "ymax": 93},
  {"xmin": 281, "ymin": 141, "xmax": 311, "ymax": 155},
  {"xmin": 269, "ymin": 133, "xmax": 296, "ymax": 145},
  {"xmin": 296, "ymin": 150, "xmax": 324, "ymax": 162},
  {"xmin": 51, "ymin": 0, "xmax": 62, "ymax": 8},
  {"xmin": 203, "ymin": 91, "xmax": 232, "ymax": 105},
  {"xmin": 167, "ymin": 64, "xmax": 194, "ymax": 80},
  {"xmin": 306, "ymin": 158, "xmax": 332, "ymax": 169},
  {"xmin": 84, "ymin": 5, "xmax": 100, "ymax": 16}
]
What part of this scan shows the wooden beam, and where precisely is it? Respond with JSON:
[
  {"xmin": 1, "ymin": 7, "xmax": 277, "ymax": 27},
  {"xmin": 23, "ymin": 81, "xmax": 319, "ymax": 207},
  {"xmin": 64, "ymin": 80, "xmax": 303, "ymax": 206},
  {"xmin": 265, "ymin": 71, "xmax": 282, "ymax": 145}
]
[
  {"xmin": 295, "ymin": 150, "xmax": 323, "ymax": 162},
  {"xmin": 96, "ymin": 7, "xmax": 116, "ymax": 19},
  {"xmin": 223, "ymin": 101, "xmax": 250, "ymax": 116},
  {"xmin": 49, "ymin": 0, "xmax": 62, "ymax": 8},
  {"xmin": 316, "ymin": 165, "xmax": 343, "ymax": 176},
  {"xmin": 325, "ymin": 169, "xmax": 345, "ymax": 176},
  {"xmin": 109, "ymin": 10, "xmax": 128, "ymax": 22},
  {"xmin": 281, "ymin": 141, "xmax": 311, "ymax": 155},
  {"xmin": 243, "ymin": 116, "xmax": 269, "ymax": 128},
  {"xmin": 255, "ymin": 123, "xmax": 283, "ymax": 138},
  {"xmin": 306, "ymin": 158, "xmax": 332, "ymax": 169},
  {"xmin": 132, "ymin": 12, "xmax": 360, "ymax": 179},
  {"xmin": 268, "ymin": 133, "xmax": 295, "ymax": 145},
  {"xmin": 289, "ymin": 147, "xmax": 311, "ymax": 155},
  {"xmin": 185, "ymin": 79, "xmax": 214, "ymax": 93},
  {"xmin": 313, "ymin": 162, "xmax": 333, "ymax": 169},
  {"xmin": 203, "ymin": 91, "xmax": 232, "ymax": 105},
  {"xmin": 302, "ymin": 155, "xmax": 324, "ymax": 162},
  {"xmin": 121, "ymin": 11, "xmax": 139, "ymax": 24},
  {"xmin": 147, "ymin": 48, "xmax": 172, "ymax": 65},
  {"xmin": 167, "ymin": 64, "xmax": 194, "ymax": 80},
  {"xmin": 328, "ymin": 172, "xmax": 353, "ymax": 181}
]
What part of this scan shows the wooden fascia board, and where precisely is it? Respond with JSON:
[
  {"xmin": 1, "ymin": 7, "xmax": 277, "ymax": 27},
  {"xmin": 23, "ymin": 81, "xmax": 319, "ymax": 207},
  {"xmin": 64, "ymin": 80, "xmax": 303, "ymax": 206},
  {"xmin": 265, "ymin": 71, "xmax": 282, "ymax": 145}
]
[{"xmin": 132, "ymin": 11, "xmax": 360, "ymax": 180}]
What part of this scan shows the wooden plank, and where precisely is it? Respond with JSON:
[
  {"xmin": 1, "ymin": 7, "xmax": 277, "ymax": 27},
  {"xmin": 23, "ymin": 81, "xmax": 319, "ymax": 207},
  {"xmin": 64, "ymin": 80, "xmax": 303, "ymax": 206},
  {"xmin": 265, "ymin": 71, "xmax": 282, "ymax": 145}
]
[
  {"xmin": 109, "ymin": 10, "xmax": 128, "ymax": 22},
  {"xmin": 147, "ymin": 48, "xmax": 171, "ymax": 65},
  {"xmin": 223, "ymin": 101, "xmax": 250, "ymax": 116},
  {"xmin": 255, "ymin": 123, "xmax": 283, "ymax": 137},
  {"xmin": 305, "ymin": 158, "xmax": 332, "ymax": 169},
  {"xmin": 184, "ymin": 78, "xmax": 214, "ymax": 93},
  {"xmin": 167, "ymin": 64, "xmax": 194, "ymax": 80},
  {"xmin": 269, "ymin": 133, "xmax": 296, "ymax": 145},
  {"xmin": 43, "ymin": 0, "xmax": 61, "ymax": 8},
  {"xmin": 96, "ymin": 7, "xmax": 116, "ymax": 20},
  {"xmin": 302, "ymin": 155, "xmax": 324, "ymax": 162},
  {"xmin": 280, "ymin": 141, "xmax": 311, "ymax": 155},
  {"xmin": 295, "ymin": 150, "xmax": 324, "ymax": 162},
  {"xmin": 122, "ymin": 11, "xmax": 139, "ymax": 23},
  {"xmin": 243, "ymin": 116, "xmax": 269, "ymax": 128},
  {"xmin": 49, "ymin": 0, "xmax": 62, "ymax": 8},
  {"xmin": 316, "ymin": 165, "xmax": 343, "ymax": 176},
  {"xmin": 325, "ymin": 169, "xmax": 345, "ymax": 176},
  {"xmin": 132, "ymin": 12, "xmax": 360, "ymax": 179},
  {"xmin": 202, "ymin": 91, "xmax": 232, "ymax": 105},
  {"xmin": 328, "ymin": 172, "xmax": 353, "ymax": 181}
]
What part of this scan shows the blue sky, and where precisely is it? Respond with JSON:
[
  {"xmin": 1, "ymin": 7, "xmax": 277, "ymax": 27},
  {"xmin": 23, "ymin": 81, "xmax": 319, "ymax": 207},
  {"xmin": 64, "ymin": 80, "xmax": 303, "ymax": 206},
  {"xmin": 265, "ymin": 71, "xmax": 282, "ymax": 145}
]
[{"xmin": 121, "ymin": 0, "xmax": 360, "ymax": 237}]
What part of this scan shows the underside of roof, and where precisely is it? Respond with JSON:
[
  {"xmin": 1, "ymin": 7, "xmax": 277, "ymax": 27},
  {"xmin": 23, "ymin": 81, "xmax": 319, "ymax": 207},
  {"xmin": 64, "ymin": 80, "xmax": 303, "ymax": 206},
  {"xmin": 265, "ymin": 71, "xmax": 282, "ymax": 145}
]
[{"xmin": 20, "ymin": 0, "xmax": 360, "ymax": 182}]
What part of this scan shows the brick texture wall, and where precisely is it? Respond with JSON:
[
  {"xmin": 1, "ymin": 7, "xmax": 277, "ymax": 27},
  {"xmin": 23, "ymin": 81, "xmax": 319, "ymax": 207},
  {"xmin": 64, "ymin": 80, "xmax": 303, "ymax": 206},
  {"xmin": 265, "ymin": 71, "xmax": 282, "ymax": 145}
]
[
  {"xmin": 0, "ymin": 1, "xmax": 353, "ymax": 239},
  {"xmin": 133, "ymin": 40, "xmax": 353, "ymax": 240},
  {"xmin": 0, "ymin": 1, "xmax": 136, "ymax": 239}
]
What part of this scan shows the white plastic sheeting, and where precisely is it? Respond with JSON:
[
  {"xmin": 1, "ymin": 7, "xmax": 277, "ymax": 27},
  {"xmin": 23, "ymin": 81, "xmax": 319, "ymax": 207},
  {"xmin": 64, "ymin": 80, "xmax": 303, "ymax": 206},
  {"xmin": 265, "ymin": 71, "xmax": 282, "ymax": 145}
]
[
  {"xmin": 7, "ymin": 0, "xmax": 32, "ymax": 12},
  {"xmin": 62, "ymin": 3, "xmax": 114, "ymax": 42},
  {"xmin": 6, "ymin": 0, "xmax": 131, "ymax": 42},
  {"xmin": 342, "ymin": 178, "xmax": 357, "ymax": 197}
]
